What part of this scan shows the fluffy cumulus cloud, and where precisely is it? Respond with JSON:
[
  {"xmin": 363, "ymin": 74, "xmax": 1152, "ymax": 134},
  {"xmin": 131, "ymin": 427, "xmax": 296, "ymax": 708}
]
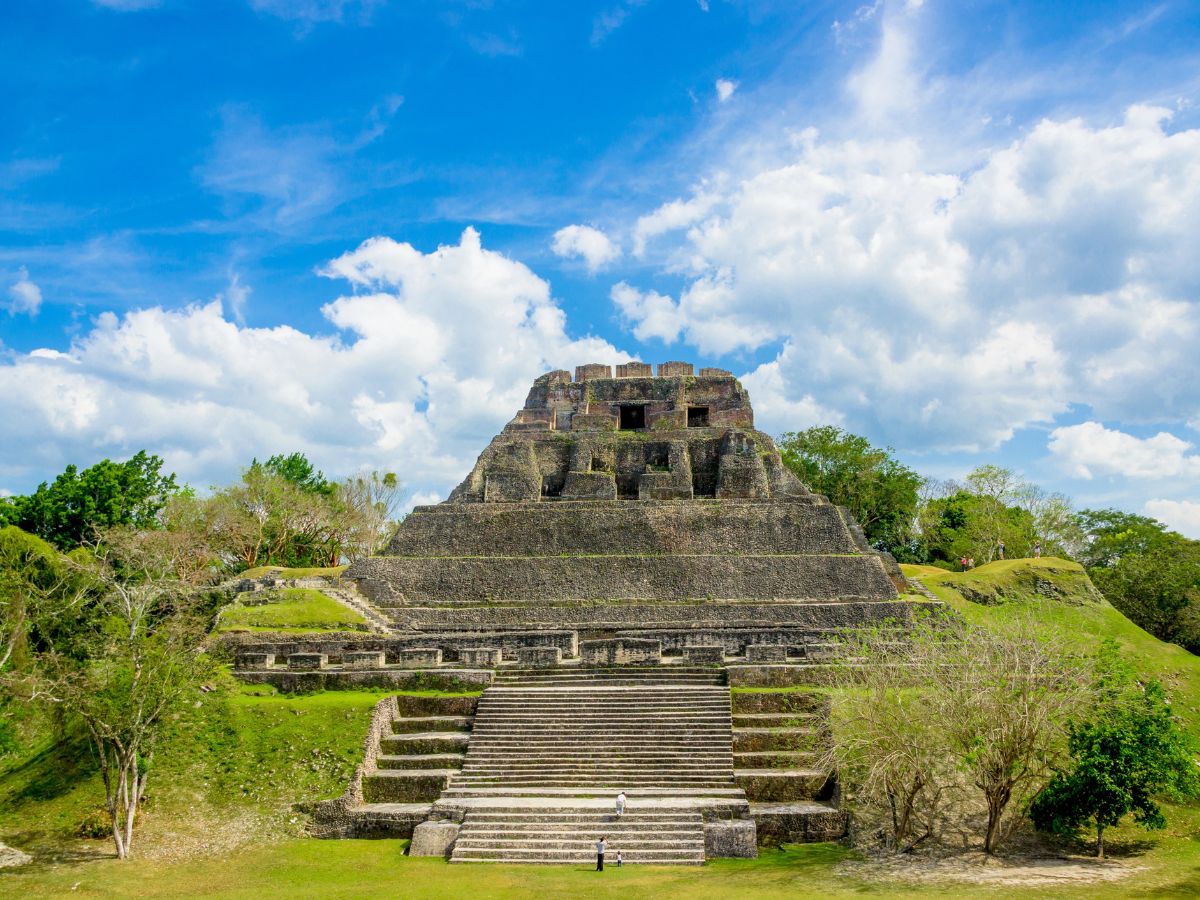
[
  {"xmin": 715, "ymin": 78, "xmax": 738, "ymax": 102},
  {"xmin": 7, "ymin": 267, "xmax": 42, "ymax": 315},
  {"xmin": 1144, "ymin": 499, "xmax": 1200, "ymax": 539},
  {"xmin": 1048, "ymin": 422, "xmax": 1200, "ymax": 480},
  {"xmin": 615, "ymin": 107, "xmax": 1200, "ymax": 450},
  {"xmin": 0, "ymin": 228, "xmax": 622, "ymax": 500},
  {"xmin": 550, "ymin": 224, "xmax": 620, "ymax": 273}
]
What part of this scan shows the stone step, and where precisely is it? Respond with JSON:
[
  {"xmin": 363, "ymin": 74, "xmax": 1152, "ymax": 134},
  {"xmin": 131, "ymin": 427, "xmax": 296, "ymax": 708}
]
[
  {"xmin": 735, "ymin": 768, "xmax": 833, "ymax": 802},
  {"xmin": 380, "ymin": 732, "xmax": 471, "ymax": 755},
  {"xmin": 440, "ymin": 786, "xmax": 746, "ymax": 797},
  {"xmin": 732, "ymin": 728, "xmax": 822, "ymax": 752},
  {"xmin": 733, "ymin": 751, "xmax": 821, "ymax": 767},
  {"xmin": 378, "ymin": 753, "xmax": 466, "ymax": 770},
  {"xmin": 731, "ymin": 713, "xmax": 817, "ymax": 727},
  {"xmin": 453, "ymin": 777, "xmax": 735, "ymax": 785},
  {"xmin": 391, "ymin": 716, "xmax": 473, "ymax": 734},
  {"xmin": 450, "ymin": 853, "xmax": 703, "ymax": 865},
  {"xmin": 362, "ymin": 769, "xmax": 457, "ymax": 803}
]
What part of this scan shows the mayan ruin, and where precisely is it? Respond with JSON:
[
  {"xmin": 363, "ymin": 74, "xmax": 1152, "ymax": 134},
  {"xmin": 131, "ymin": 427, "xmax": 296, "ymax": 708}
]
[{"xmin": 228, "ymin": 363, "xmax": 938, "ymax": 863}]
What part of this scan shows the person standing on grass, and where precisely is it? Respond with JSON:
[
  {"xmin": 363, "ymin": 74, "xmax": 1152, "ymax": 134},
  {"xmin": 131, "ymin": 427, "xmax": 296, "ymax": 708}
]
[
  {"xmin": 1034, "ymin": 540, "xmax": 1042, "ymax": 558},
  {"xmin": 616, "ymin": 791, "xmax": 627, "ymax": 817},
  {"xmin": 596, "ymin": 836, "xmax": 607, "ymax": 871},
  {"xmin": 616, "ymin": 850, "xmax": 623, "ymax": 867},
  {"xmin": 998, "ymin": 539, "xmax": 1005, "ymax": 560}
]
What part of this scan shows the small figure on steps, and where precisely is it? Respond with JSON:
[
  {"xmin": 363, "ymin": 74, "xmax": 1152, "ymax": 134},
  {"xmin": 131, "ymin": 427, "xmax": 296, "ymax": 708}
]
[
  {"xmin": 616, "ymin": 850, "xmax": 623, "ymax": 867},
  {"xmin": 596, "ymin": 836, "xmax": 607, "ymax": 871},
  {"xmin": 616, "ymin": 790, "xmax": 627, "ymax": 817}
]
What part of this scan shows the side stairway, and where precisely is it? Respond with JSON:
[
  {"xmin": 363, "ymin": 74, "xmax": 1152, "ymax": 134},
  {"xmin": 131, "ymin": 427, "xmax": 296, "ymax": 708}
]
[{"xmin": 426, "ymin": 667, "xmax": 750, "ymax": 865}]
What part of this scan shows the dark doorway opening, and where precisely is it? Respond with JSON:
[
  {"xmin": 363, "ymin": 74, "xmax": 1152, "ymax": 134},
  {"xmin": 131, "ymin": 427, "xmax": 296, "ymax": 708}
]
[
  {"xmin": 687, "ymin": 407, "xmax": 710, "ymax": 427},
  {"xmin": 619, "ymin": 404, "xmax": 646, "ymax": 430}
]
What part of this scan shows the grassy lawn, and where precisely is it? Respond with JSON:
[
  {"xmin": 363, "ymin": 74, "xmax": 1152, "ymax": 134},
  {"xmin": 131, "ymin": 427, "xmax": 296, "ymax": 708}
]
[
  {"xmin": 237, "ymin": 565, "xmax": 348, "ymax": 579},
  {"xmin": 217, "ymin": 588, "xmax": 367, "ymax": 632},
  {"xmin": 5, "ymin": 822, "xmax": 1200, "ymax": 898}
]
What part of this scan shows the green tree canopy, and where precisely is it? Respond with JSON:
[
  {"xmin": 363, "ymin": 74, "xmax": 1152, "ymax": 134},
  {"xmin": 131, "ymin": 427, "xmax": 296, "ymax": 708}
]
[
  {"xmin": 253, "ymin": 452, "xmax": 334, "ymax": 497},
  {"xmin": 0, "ymin": 451, "xmax": 178, "ymax": 551},
  {"xmin": 1031, "ymin": 642, "xmax": 1200, "ymax": 857},
  {"xmin": 778, "ymin": 426, "xmax": 922, "ymax": 553}
]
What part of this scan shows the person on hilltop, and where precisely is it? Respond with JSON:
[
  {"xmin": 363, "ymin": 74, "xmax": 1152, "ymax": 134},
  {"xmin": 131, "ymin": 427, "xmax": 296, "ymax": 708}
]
[
  {"xmin": 1034, "ymin": 540, "xmax": 1042, "ymax": 558},
  {"xmin": 998, "ymin": 539, "xmax": 1006, "ymax": 560},
  {"xmin": 596, "ymin": 836, "xmax": 607, "ymax": 871},
  {"xmin": 616, "ymin": 791, "xmax": 627, "ymax": 818}
]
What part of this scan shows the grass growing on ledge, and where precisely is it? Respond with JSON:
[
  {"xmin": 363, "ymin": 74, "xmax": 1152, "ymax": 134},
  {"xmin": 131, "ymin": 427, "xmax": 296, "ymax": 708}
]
[
  {"xmin": 238, "ymin": 565, "xmax": 348, "ymax": 579},
  {"xmin": 217, "ymin": 588, "xmax": 367, "ymax": 632}
]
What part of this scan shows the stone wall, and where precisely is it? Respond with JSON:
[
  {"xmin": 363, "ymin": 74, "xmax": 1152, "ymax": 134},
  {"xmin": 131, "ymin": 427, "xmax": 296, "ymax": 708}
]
[
  {"xmin": 382, "ymin": 500, "xmax": 860, "ymax": 558},
  {"xmin": 354, "ymin": 553, "xmax": 898, "ymax": 605}
]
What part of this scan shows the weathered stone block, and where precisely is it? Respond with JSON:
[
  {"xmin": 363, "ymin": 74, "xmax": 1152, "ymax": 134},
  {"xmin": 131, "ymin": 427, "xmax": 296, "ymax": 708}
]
[
  {"xmin": 561, "ymin": 471, "xmax": 617, "ymax": 499},
  {"xmin": 575, "ymin": 363, "xmax": 613, "ymax": 381},
  {"xmin": 638, "ymin": 471, "xmax": 692, "ymax": 500},
  {"xmin": 580, "ymin": 638, "xmax": 662, "ymax": 666},
  {"xmin": 704, "ymin": 820, "xmax": 758, "ymax": 858},
  {"xmin": 236, "ymin": 651, "xmax": 274, "ymax": 669},
  {"xmin": 736, "ymin": 770, "xmax": 832, "ymax": 802},
  {"xmin": 698, "ymin": 367, "xmax": 732, "ymax": 377},
  {"xmin": 342, "ymin": 651, "xmax": 386, "ymax": 669},
  {"xmin": 398, "ymin": 648, "xmax": 443, "ymax": 668},
  {"xmin": 657, "ymin": 361, "xmax": 694, "ymax": 377},
  {"xmin": 516, "ymin": 646, "xmax": 562, "ymax": 667},
  {"xmin": 646, "ymin": 408, "xmax": 687, "ymax": 430},
  {"xmin": 746, "ymin": 644, "xmax": 789, "ymax": 662},
  {"xmin": 684, "ymin": 645, "xmax": 724, "ymax": 664},
  {"xmin": 362, "ymin": 771, "xmax": 452, "ymax": 803},
  {"xmin": 408, "ymin": 821, "xmax": 460, "ymax": 858},
  {"xmin": 751, "ymin": 803, "xmax": 848, "ymax": 846},
  {"xmin": 483, "ymin": 471, "xmax": 540, "ymax": 502},
  {"xmin": 570, "ymin": 413, "xmax": 617, "ymax": 432},
  {"xmin": 458, "ymin": 647, "xmax": 502, "ymax": 668},
  {"xmin": 615, "ymin": 362, "xmax": 653, "ymax": 378},
  {"xmin": 287, "ymin": 653, "xmax": 326, "ymax": 670}
]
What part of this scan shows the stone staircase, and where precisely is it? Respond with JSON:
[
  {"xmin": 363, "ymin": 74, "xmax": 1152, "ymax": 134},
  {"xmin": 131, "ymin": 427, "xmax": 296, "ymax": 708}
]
[{"xmin": 431, "ymin": 667, "xmax": 747, "ymax": 864}]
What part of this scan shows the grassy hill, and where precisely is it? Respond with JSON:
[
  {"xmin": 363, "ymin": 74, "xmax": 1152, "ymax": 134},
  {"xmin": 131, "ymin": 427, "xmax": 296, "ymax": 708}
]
[{"xmin": 902, "ymin": 557, "xmax": 1200, "ymax": 732}]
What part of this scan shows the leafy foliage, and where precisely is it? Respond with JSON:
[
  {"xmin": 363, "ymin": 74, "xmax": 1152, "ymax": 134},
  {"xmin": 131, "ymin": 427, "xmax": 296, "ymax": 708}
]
[
  {"xmin": 0, "ymin": 451, "xmax": 178, "ymax": 551},
  {"xmin": 1030, "ymin": 642, "xmax": 1200, "ymax": 857},
  {"xmin": 778, "ymin": 426, "xmax": 922, "ymax": 552}
]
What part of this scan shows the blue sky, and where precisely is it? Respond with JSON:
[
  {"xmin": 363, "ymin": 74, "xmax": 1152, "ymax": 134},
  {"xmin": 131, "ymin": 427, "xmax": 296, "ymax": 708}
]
[{"xmin": 2, "ymin": 0, "xmax": 1200, "ymax": 534}]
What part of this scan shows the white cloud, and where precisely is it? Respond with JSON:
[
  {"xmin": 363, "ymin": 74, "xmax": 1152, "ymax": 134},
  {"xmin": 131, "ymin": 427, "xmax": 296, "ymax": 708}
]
[
  {"xmin": 551, "ymin": 225, "xmax": 620, "ymax": 273},
  {"xmin": 610, "ymin": 282, "xmax": 684, "ymax": 343},
  {"xmin": 632, "ymin": 193, "xmax": 717, "ymax": 257},
  {"xmin": 611, "ymin": 106, "xmax": 1200, "ymax": 450},
  {"xmin": 1144, "ymin": 499, "xmax": 1200, "ymax": 539},
  {"xmin": 7, "ymin": 267, "xmax": 42, "ymax": 316},
  {"xmin": 1048, "ymin": 422, "xmax": 1200, "ymax": 480},
  {"xmin": 0, "ymin": 228, "xmax": 623, "ymax": 502},
  {"xmin": 715, "ymin": 79, "xmax": 738, "ymax": 103}
]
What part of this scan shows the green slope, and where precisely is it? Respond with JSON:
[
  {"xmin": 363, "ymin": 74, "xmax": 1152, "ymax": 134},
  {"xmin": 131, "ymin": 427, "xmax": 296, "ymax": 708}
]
[{"xmin": 902, "ymin": 557, "xmax": 1200, "ymax": 732}]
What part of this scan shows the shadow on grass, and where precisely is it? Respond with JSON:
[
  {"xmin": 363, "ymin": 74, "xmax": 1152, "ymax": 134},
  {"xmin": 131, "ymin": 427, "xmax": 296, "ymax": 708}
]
[{"xmin": 1, "ymin": 734, "xmax": 95, "ymax": 808}]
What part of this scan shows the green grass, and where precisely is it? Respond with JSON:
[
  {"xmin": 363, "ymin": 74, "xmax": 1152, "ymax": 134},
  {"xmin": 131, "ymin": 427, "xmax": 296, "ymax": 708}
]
[
  {"xmin": 902, "ymin": 557, "xmax": 1200, "ymax": 732},
  {"xmin": 217, "ymin": 588, "xmax": 367, "ymax": 633},
  {"xmin": 238, "ymin": 565, "xmax": 348, "ymax": 580},
  {"xmin": 6, "ymin": 820, "xmax": 1200, "ymax": 898},
  {"xmin": 0, "ymin": 681, "xmax": 388, "ymax": 853}
]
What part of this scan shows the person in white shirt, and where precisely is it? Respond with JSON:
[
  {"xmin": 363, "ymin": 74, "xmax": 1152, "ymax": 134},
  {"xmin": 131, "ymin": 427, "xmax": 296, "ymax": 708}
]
[
  {"xmin": 596, "ymin": 836, "xmax": 607, "ymax": 871},
  {"xmin": 615, "ymin": 791, "xmax": 627, "ymax": 817}
]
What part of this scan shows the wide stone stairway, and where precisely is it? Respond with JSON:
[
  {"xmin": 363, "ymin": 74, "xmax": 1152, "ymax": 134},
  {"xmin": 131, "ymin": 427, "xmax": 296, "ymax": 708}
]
[{"xmin": 439, "ymin": 667, "xmax": 746, "ymax": 864}]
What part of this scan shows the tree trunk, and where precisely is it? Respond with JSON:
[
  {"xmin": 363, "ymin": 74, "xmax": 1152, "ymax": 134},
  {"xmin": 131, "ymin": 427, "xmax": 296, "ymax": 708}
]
[{"xmin": 1097, "ymin": 825, "xmax": 1105, "ymax": 860}]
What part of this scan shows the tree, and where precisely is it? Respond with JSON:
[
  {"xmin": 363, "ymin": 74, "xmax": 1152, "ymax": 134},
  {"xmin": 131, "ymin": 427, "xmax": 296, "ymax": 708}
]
[
  {"xmin": 1, "ymin": 452, "xmax": 178, "ymax": 551},
  {"xmin": 16, "ymin": 528, "xmax": 211, "ymax": 859},
  {"xmin": 255, "ymin": 452, "xmax": 335, "ymax": 497},
  {"xmin": 833, "ymin": 611, "xmax": 1092, "ymax": 854},
  {"xmin": 778, "ymin": 426, "xmax": 923, "ymax": 552},
  {"xmin": 1075, "ymin": 509, "xmax": 1175, "ymax": 570},
  {"xmin": 1031, "ymin": 643, "xmax": 1200, "ymax": 857},
  {"xmin": 1088, "ymin": 538, "xmax": 1200, "ymax": 653}
]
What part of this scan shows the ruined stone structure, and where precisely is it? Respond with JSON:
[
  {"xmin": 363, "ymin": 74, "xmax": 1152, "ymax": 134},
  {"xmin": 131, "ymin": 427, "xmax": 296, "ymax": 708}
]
[{"xmin": 268, "ymin": 363, "xmax": 934, "ymax": 862}]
